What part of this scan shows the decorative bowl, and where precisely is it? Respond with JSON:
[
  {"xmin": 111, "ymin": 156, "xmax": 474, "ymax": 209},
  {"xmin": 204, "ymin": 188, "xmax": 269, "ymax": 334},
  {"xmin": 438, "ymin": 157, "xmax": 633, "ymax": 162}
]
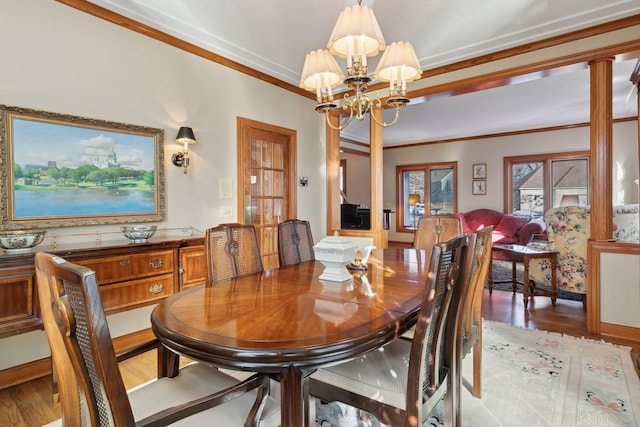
[
  {"xmin": 121, "ymin": 225, "xmax": 157, "ymax": 243},
  {"xmin": 0, "ymin": 230, "xmax": 47, "ymax": 252}
]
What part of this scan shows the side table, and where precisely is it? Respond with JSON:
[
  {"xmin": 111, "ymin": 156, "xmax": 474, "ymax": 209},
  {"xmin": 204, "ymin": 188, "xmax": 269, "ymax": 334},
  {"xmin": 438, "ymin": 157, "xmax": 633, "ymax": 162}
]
[{"xmin": 490, "ymin": 244, "xmax": 558, "ymax": 308}]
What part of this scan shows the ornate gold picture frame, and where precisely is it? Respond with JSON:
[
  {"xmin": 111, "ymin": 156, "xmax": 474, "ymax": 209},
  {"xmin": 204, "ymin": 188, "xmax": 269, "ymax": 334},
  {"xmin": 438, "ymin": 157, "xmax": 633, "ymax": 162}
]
[{"xmin": 0, "ymin": 105, "xmax": 166, "ymax": 230}]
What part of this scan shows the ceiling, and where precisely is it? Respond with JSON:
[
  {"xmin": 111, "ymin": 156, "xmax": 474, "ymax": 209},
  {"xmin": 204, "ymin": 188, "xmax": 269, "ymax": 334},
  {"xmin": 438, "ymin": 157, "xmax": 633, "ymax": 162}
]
[{"xmin": 84, "ymin": 0, "xmax": 640, "ymax": 146}]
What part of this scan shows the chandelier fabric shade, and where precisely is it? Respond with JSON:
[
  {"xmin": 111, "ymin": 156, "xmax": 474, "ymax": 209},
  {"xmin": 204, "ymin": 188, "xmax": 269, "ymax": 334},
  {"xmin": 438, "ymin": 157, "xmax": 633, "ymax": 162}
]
[
  {"xmin": 300, "ymin": 49, "xmax": 345, "ymax": 95},
  {"xmin": 327, "ymin": 4, "xmax": 385, "ymax": 66},
  {"xmin": 374, "ymin": 41, "xmax": 422, "ymax": 92}
]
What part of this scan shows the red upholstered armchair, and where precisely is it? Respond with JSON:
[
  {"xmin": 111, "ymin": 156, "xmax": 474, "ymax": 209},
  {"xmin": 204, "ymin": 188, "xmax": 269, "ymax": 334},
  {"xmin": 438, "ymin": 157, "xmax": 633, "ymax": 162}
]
[{"xmin": 453, "ymin": 209, "xmax": 545, "ymax": 260}]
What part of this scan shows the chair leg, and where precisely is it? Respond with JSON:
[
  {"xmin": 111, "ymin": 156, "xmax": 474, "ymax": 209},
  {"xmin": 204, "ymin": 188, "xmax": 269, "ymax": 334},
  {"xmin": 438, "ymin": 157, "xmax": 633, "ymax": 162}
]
[
  {"xmin": 472, "ymin": 342, "xmax": 482, "ymax": 398},
  {"xmin": 443, "ymin": 380, "xmax": 458, "ymax": 427}
]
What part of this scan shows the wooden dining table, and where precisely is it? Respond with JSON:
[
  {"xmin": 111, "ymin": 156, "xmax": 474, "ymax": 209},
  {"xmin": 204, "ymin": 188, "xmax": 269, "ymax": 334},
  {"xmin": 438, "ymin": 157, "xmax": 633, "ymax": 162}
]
[{"xmin": 150, "ymin": 248, "xmax": 430, "ymax": 427}]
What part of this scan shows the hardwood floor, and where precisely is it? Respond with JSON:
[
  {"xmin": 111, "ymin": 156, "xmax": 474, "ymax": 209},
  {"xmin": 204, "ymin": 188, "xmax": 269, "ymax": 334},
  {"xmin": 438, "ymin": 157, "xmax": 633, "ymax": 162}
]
[{"xmin": 1, "ymin": 289, "xmax": 638, "ymax": 427}]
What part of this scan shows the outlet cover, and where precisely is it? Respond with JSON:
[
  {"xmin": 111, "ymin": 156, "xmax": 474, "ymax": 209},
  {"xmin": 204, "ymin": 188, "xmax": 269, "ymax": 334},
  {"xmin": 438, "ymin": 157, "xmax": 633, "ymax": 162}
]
[{"xmin": 219, "ymin": 206, "xmax": 232, "ymax": 217}]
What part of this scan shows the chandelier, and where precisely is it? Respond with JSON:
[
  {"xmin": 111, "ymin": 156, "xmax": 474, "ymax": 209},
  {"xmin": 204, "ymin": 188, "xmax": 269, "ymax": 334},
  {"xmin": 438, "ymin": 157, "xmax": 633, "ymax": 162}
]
[{"xmin": 300, "ymin": 0, "xmax": 422, "ymax": 130}]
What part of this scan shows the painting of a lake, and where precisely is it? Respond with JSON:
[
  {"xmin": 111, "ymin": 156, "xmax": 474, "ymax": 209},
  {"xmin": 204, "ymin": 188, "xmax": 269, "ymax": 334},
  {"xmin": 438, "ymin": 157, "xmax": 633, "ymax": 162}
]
[
  {"xmin": 15, "ymin": 188, "xmax": 155, "ymax": 217},
  {"xmin": 1, "ymin": 104, "xmax": 165, "ymax": 229}
]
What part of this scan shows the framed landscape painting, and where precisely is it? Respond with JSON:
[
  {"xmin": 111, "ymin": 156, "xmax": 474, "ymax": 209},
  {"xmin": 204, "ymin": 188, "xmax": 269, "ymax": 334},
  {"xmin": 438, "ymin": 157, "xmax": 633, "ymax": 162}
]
[{"xmin": 0, "ymin": 105, "xmax": 166, "ymax": 230}]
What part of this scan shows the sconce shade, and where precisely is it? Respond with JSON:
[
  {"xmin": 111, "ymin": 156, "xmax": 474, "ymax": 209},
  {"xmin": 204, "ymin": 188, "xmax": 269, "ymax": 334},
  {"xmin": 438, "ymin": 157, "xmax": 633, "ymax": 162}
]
[
  {"xmin": 408, "ymin": 193, "xmax": 421, "ymax": 205},
  {"xmin": 559, "ymin": 194, "xmax": 580, "ymax": 206},
  {"xmin": 176, "ymin": 127, "xmax": 196, "ymax": 145},
  {"xmin": 173, "ymin": 127, "xmax": 196, "ymax": 174}
]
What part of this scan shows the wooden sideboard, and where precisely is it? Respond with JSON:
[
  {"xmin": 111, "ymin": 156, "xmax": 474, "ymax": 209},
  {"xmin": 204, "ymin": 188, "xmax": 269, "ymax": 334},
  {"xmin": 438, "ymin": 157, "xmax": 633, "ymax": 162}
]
[{"xmin": 0, "ymin": 236, "xmax": 206, "ymax": 339}]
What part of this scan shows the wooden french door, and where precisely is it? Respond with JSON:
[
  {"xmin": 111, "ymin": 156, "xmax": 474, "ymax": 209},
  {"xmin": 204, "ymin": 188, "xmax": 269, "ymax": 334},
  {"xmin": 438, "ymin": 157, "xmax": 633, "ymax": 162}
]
[{"xmin": 237, "ymin": 117, "xmax": 297, "ymax": 270}]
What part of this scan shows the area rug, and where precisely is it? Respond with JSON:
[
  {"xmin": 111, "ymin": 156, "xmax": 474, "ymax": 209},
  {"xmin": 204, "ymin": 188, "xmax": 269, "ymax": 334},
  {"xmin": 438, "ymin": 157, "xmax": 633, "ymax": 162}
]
[
  {"xmin": 315, "ymin": 321, "xmax": 640, "ymax": 426},
  {"xmin": 488, "ymin": 260, "xmax": 582, "ymax": 301}
]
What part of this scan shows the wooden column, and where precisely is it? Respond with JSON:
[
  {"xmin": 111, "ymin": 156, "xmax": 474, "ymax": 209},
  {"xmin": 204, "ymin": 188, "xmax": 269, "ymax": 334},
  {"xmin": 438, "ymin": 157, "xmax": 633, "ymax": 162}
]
[
  {"xmin": 326, "ymin": 115, "xmax": 342, "ymax": 235},
  {"xmin": 369, "ymin": 108, "xmax": 388, "ymax": 248},
  {"xmin": 589, "ymin": 58, "xmax": 614, "ymax": 241},
  {"xmin": 586, "ymin": 57, "xmax": 613, "ymax": 333}
]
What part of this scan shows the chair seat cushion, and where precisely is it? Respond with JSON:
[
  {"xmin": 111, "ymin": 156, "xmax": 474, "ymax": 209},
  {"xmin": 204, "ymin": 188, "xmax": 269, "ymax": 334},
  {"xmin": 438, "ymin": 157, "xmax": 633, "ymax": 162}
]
[
  {"xmin": 128, "ymin": 363, "xmax": 280, "ymax": 427},
  {"xmin": 310, "ymin": 338, "xmax": 411, "ymax": 411}
]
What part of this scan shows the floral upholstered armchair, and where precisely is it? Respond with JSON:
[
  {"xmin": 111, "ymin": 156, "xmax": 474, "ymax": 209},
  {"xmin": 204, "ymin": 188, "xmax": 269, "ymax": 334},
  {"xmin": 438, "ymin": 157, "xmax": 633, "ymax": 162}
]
[
  {"xmin": 527, "ymin": 206, "xmax": 590, "ymax": 298},
  {"xmin": 613, "ymin": 204, "xmax": 639, "ymax": 243}
]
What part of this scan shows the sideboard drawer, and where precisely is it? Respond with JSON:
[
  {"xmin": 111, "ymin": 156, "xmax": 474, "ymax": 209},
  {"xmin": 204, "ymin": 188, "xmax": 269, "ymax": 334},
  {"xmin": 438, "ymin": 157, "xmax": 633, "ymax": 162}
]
[
  {"xmin": 76, "ymin": 250, "xmax": 175, "ymax": 284},
  {"xmin": 99, "ymin": 273, "xmax": 175, "ymax": 312}
]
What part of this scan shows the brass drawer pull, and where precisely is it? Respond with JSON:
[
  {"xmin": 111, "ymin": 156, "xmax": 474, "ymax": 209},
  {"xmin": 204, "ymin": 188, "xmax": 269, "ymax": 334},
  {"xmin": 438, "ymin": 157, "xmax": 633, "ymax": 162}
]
[
  {"xmin": 119, "ymin": 260, "xmax": 130, "ymax": 267},
  {"xmin": 149, "ymin": 259, "xmax": 164, "ymax": 269},
  {"xmin": 149, "ymin": 284, "xmax": 164, "ymax": 294}
]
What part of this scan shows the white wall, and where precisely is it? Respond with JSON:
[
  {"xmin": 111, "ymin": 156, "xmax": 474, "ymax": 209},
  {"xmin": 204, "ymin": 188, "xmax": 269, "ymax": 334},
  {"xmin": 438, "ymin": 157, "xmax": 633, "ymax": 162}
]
[
  {"xmin": 0, "ymin": 0, "xmax": 326, "ymax": 241},
  {"xmin": 384, "ymin": 121, "xmax": 639, "ymax": 243},
  {"xmin": 0, "ymin": 0, "xmax": 325, "ymax": 370}
]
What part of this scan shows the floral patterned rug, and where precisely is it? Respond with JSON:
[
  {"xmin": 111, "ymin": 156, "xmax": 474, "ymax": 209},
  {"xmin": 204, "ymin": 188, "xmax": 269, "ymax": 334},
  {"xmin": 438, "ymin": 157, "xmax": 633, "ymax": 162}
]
[{"xmin": 315, "ymin": 321, "xmax": 640, "ymax": 426}]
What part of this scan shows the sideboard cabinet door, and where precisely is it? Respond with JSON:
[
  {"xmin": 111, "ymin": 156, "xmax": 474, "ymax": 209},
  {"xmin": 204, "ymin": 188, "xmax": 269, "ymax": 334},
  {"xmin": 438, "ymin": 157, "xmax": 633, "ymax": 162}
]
[
  {"xmin": 0, "ymin": 265, "xmax": 39, "ymax": 338},
  {"xmin": 179, "ymin": 245, "xmax": 206, "ymax": 290}
]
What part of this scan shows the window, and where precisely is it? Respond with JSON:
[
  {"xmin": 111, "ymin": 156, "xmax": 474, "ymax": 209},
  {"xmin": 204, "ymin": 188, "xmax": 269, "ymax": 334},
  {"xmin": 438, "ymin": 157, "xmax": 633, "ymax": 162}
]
[
  {"xmin": 396, "ymin": 162, "xmax": 458, "ymax": 232},
  {"xmin": 504, "ymin": 151, "xmax": 590, "ymax": 216}
]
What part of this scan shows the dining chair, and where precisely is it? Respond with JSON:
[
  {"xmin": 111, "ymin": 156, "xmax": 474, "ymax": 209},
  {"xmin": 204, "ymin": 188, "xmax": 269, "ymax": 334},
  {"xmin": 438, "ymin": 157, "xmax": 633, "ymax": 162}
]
[
  {"xmin": 205, "ymin": 223, "xmax": 264, "ymax": 285},
  {"xmin": 308, "ymin": 234, "xmax": 468, "ymax": 427},
  {"xmin": 277, "ymin": 219, "xmax": 315, "ymax": 267},
  {"xmin": 413, "ymin": 214, "xmax": 462, "ymax": 252},
  {"xmin": 458, "ymin": 226, "xmax": 493, "ymax": 400},
  {"xmin": 34, "ymin": 252, "xmax": 280, "ymax": 427}
]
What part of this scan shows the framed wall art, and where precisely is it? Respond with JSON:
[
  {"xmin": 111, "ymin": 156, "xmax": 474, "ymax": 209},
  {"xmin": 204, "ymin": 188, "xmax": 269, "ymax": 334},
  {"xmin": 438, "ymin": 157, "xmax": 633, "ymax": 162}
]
[
  {"xmin": 0, "ymin": 104, "xmax": 166, "ymax": 230},
  {"xmin": 472, "ymin": 163, "xmax": 487, "ymax": 179},
  {"xmin": 472, "ymin": 179, "xmax": 486, "ymax": 195}
]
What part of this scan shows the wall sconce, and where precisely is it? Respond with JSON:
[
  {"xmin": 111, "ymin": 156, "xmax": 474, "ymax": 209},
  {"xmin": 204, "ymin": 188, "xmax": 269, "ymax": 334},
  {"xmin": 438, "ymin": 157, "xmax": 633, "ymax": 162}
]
[{"xmin": 171, "ymin": 127, "xmax": 196, "ymax": 174}]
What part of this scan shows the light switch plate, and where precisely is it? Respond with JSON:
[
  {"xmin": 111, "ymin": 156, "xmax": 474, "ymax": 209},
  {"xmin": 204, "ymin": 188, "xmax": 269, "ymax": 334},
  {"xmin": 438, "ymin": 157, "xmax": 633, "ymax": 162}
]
[
  {"xmin": 219, "ymin": 179, "xmax": 232, "ymax": 199},
  {"xmin": 219, "ymin": 206, "xmax": 232, "ymax": 217}
]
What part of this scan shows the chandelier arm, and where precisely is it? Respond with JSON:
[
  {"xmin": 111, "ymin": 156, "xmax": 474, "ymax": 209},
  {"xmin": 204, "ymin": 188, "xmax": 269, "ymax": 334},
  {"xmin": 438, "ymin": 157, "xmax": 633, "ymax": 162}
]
[
  {"xmin": 325, "ymin": 108, "xmax": 355, "ymax": 131},
  {"xmin": 369, "ymin": 102, "xmax": 401, "ymax": 128}
]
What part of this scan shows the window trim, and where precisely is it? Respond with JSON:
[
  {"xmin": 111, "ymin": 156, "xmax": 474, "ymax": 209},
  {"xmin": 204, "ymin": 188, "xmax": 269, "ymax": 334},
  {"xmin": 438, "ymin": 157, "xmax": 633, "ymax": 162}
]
[
  {"xmin": 503, "ymin": 150, "xmax": 590, "ymax": 214},
  {"xmin": 396, "ymin": 161, "xmax": 458, "ymax": 233}
]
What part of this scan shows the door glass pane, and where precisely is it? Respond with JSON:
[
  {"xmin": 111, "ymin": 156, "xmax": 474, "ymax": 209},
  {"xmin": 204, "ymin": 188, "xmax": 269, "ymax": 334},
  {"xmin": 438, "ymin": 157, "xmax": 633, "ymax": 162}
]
[
  {"xmin": 512, "ymin": 162, "xmax": 544, "ymax": 215},
  {"xmin": 261, "ymin": 141, "xmax": 273, "ymax": 168},
  {"xmin": 251, "ymin": 199, "xmax": 261, "ymax": 224},
  {"xmin": 273, "ymin": 199, "xmax": 283, "ymax": 224},
  {"xmin": 251, "ymin": 168, "xmax": 261, "ymax": 196},
  {"xmin": 429, "ymin": 168, "xmax": 454, "ymax": 214},
  {"xmin": 552, "ymin": 158, "xmax": 588, "ymax": 207},
  {"xmin": 273, "ymin": 143, "xmax": 283, "ymax": 169},
  {"xmin": 403, "ymin": 170, "xmax": 424, "ymax": 229},
  {"xmin": 272, "ymin": 170, "xmax": 284, "ymax": 197},
  {"xmin": 263, "ymin": 199, "xmax": 274, "ymax": 224},
  {"xmin": 262, "ymin": 170, "xmax": 273, "ymax": 196},
  {"xmin": 251, "ymin": 140, "xmax": 263, "ymax": 167}
]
